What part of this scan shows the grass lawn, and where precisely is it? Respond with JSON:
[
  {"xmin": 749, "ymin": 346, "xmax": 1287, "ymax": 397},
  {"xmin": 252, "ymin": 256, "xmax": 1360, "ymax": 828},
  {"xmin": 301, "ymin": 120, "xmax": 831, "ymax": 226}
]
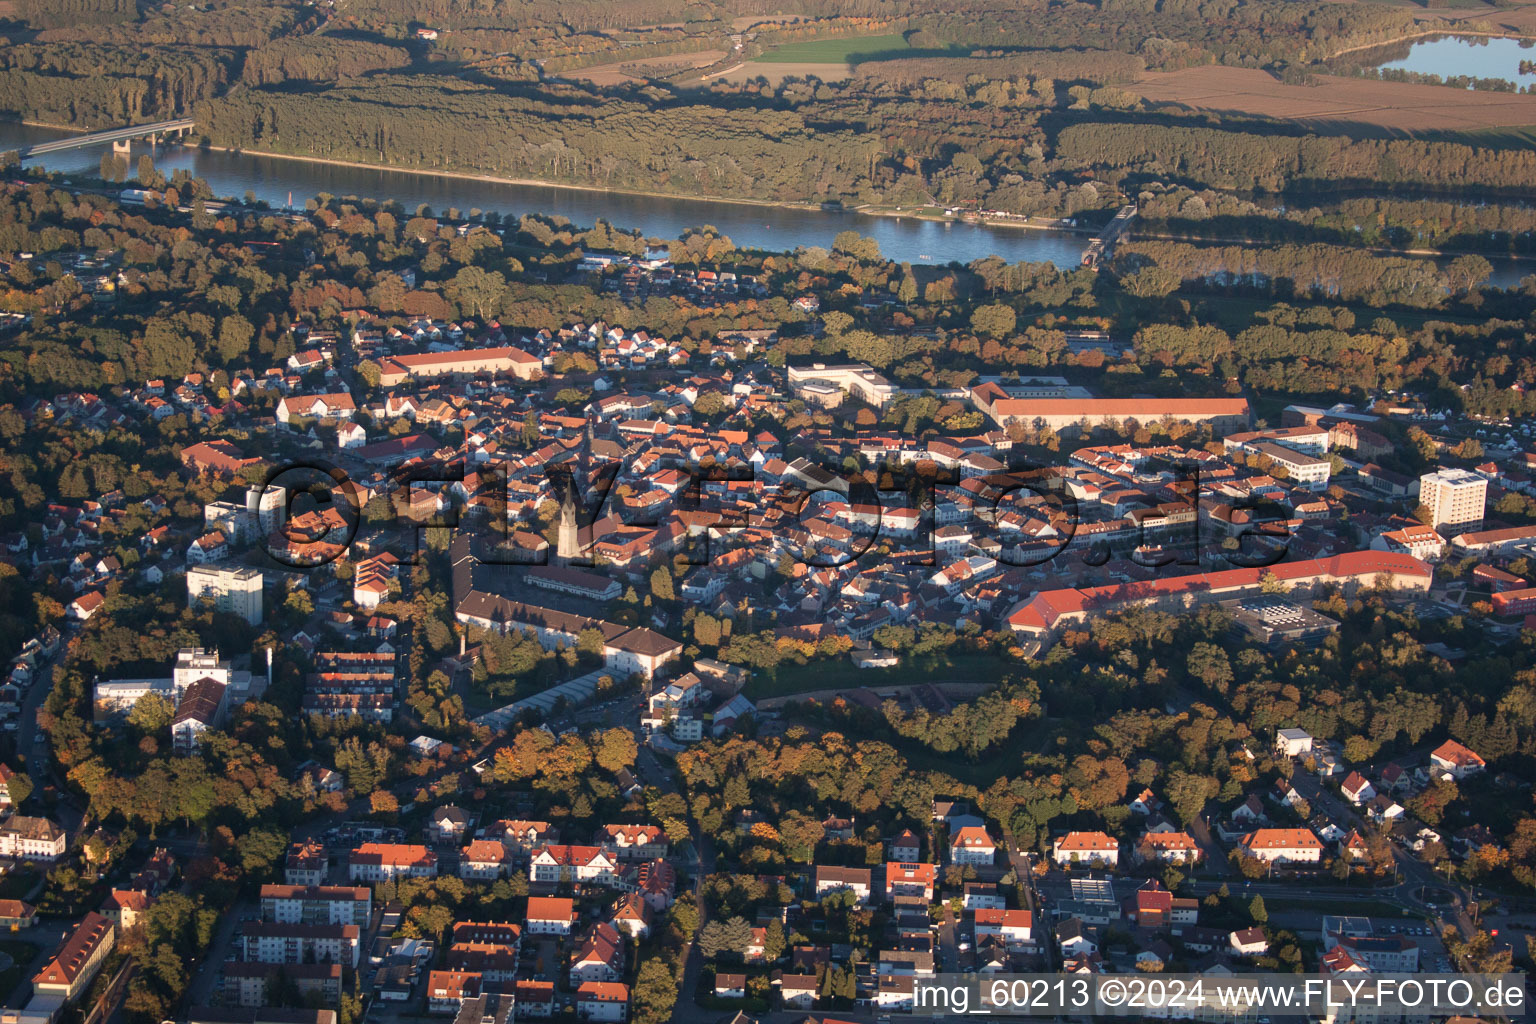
[
  {"xmin": 753, "ymin": 34, "xmax": 909, "ymax": 64},
  {"xmin": 744, "ymin": 650, "xmax": 1015, "ymax": 701}
]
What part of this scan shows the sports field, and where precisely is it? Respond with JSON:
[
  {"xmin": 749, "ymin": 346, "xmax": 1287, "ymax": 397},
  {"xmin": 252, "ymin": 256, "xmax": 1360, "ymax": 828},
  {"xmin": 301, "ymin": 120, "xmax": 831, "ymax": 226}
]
[{"xmin": 752, "ymin": 33, "xmax": 909, "ymax": 64}]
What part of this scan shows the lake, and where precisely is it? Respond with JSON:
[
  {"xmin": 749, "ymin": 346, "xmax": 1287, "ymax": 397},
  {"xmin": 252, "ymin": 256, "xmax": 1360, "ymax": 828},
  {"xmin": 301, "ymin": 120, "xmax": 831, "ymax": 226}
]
[
  {"xmin": 3, "ymin": 120, "xmax": 1532, "ymax": 288},
  {"xmin": 1376, "ymin": 34, "xmax": 1536, "ymax": 90}
]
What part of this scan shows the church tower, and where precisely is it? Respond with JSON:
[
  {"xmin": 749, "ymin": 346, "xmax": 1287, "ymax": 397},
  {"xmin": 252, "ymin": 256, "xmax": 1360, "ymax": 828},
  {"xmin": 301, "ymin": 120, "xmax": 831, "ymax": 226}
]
[{"xmin": 555, "ymin": 475, "xmax": 581, "ymax": 566}]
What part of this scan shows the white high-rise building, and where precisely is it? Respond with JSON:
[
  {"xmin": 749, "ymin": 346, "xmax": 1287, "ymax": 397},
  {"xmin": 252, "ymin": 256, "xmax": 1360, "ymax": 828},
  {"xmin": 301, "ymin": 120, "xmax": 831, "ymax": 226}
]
[
  {"xmin": 187, "ymin": 564, "xmax": 264, "ymax": 624},
  {"xmin": 1419, "ymin": 468, "xmax": 1487, "ymax": 532}
]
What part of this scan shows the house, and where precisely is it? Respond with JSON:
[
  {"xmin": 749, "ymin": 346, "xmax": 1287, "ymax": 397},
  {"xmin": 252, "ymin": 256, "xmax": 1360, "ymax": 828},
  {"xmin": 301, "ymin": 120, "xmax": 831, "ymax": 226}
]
[
  {"xmin": 1052, "ymin": 832, "xmax": 1120, "ymax": 868},
  {"xmin": 1366, "ymin": 794, "xmax": 1406, "ymax": 825},
  {"xmin": 962, "ymin": 883, "xmax": 1004, "ymax": 910},
  {"xmin": 821, "ymin": 815, "xmax": 855, "ymax": 840},
  {"xmin": 1238, "ymin": 829, "xmax": 1323, "ymax": 864},
  {"xmin": 514, "ymin": 980, "xmax": 556, "ymax": 1018},
  {"xmin": 714, "ymin": 973, "xmax": 746, "ymax": 999},
  {"xmin": 186, "ymin": 531, "xmax": 229, "ymax": 564},
  {"xmin": 999, "ymin": 909, "xmax": 1033, "ymax": 945},
  {"xmin": 427, "ymin": 971, "xmax": 480, "ymax": 1014},
  {"xmin": 0, "ymin": 815, "xmax": 68, "ymax": 861},
  {"xmin": 527, "ymin": 845, "xmax": 620, "ymax": 887},
  {"xmin": 525, "ymin": 897, "xmax": 576, "ymax": 936},
  {"xmin": 1135, "ymin": 831, "xmax": 1201, "ymax": 866},
  {"xmin": 286, "ymin": 840, "xmax": 328, "ymax": 885},
  {"xmin": 1275, "ymin": 727, "xmax": 1313, "ymax": 757},
  {"xmin": 1129, "ymin": 788, "xmax": 1162, "ymax": 816},
  {"xmin": 69, "ymin": 591, "xmax": 105, "ymax": 621},
  {"xmin": 575, "ymin": 981, "xmax": 628, "ymax": 1022},
  {"xmin": 813, "ymin": 866, "xmax": 872, "ymax": 904},
  {"xmin": 1430, "ymin": 739, "xmax": 1486, "ymax": 779},
  {"xmin": 595, "ymin": 824, "xmax": 667, "ymax": 860},
  {"xmin": 348, "ymin": 843, "xmax": 437, "ymax": 882},
  {"xmin": 778, "ymin": 973, "xmax": 819, "ymax": 1009},
  {"xmin": 1229, "ymin": 927, "xmax": 1269, "ymax": 956},
  {"xmin": 884, "ymin": 862, "xmax": 936, "ymax": 902},
  {"xmin": 568, "ymin": 923, "xmax": 624, "ymax": 984},
  {"xmin": 430, "ymin": 805, "xmax": 475, "ymax": 842},
  {"xmin": 0, "ymin": 898, "xmax": 38, "ymax": 930},
  {"xmin": 950, "ymin": 826, "xmax": 997, "ymax": 866},
  {"xmin": 459, "ymin": 840, "xmax": 509, "ymax": 881},
  {"xmin": 1340, "ymin": 771, "xmax": 1376, "ymax": 806},
  {"xmin": 1229, "ymin": 794, "xmax": 1266, "ymax": 829},
  {"xmin": 1056, "ymin": 918, "xmax": 1096, "ymax": 958},
  {"xmin": 888, "ymin": 828, "xmax": 921, "ymax": 861},
  {"xmin": 1379, "ymin": 763, "xmax": 1408, "ymax": 792},
  {"xmin": 608, "ymin": 893, "xmax": 652, "ymax": 939},
  {"xmin": 876, "ymin": 974, "xmax": 915, "ymax": 1009}
]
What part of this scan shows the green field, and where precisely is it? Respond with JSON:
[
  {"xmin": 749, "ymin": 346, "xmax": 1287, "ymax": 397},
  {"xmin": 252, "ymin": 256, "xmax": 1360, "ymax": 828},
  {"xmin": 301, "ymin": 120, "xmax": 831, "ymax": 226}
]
[{"xmin": 752, "ymin": 34, "xmax": 910, "ymax": 64}]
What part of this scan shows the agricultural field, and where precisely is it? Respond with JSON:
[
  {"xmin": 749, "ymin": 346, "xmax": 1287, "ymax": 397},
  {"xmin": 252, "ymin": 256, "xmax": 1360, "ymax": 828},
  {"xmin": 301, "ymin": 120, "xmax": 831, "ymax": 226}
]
[
  {"xmin": 1130, "ymin": 64, "xmax": 1536, "ymax": 133},
  {"xmin": 751, "ymin": 33, "xmax": 910, "ymax": 64}
]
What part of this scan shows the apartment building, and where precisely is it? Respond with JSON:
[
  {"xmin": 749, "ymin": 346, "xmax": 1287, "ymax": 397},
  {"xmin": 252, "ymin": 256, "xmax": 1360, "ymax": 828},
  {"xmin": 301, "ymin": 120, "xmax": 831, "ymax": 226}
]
[
  {"xmin": 259, "ymin": 885, "xmax": 372, "ymax": 927},
  {"xmin": 186, "ymin": 564, "xmax": 264, "ymax": 624},
  {"xmin": 1419, "ymin": 468, "xmax": 1487, "ymax": 532}
]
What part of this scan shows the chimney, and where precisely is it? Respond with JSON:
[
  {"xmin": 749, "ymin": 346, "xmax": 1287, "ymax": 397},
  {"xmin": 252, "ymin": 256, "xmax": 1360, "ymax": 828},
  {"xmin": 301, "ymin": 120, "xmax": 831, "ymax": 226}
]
[{"xmin": 266, "ymin": 646, "xmax": 274, "ymax": 690}]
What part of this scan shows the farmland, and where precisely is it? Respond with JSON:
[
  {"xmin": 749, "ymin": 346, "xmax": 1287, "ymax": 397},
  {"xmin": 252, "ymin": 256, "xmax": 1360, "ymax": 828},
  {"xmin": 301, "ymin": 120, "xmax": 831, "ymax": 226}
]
[
  {"xmin": 751, "ymin": 33, "xmax": 910, "ymax": 64},
  {"xmin": 1130, "ymin": 64, "xmax": 1536, "ymax": 133}
]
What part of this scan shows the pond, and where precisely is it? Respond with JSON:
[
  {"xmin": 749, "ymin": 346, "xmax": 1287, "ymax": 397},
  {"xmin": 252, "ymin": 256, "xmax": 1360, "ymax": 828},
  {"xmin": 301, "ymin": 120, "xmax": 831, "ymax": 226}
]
[{"xmin": 1375, "ymin": 34, "xmax": 1536, "ymax": 89}]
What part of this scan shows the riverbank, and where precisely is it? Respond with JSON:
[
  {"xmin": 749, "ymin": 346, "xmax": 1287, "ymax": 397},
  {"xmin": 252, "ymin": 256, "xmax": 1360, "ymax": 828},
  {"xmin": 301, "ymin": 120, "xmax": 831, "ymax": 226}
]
[
  {"xmin": 203, "ymin": 142, "xmax": 1093, "ymax": 235},
  {"xmin": 198, "ymin": 142, "xmax": 854, "ymax": 219}
]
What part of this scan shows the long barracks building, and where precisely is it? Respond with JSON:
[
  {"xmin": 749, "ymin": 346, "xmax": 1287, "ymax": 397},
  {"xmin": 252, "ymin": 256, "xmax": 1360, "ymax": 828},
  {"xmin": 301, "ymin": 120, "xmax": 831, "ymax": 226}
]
[
  {"xmin": 1006, "ymin": 550, "xmax": 1431, "ymax": 651},
  {"xmin": 970, "ymin": 384, "xmax": 1252, "ymax": 435}
]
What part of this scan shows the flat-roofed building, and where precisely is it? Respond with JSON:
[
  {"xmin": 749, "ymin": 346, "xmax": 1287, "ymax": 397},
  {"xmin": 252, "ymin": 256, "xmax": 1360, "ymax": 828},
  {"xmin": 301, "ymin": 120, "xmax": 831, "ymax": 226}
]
[
  {"xmin": 187, "ymin": 565, "xmax": 264, "ymax": 624},
  {"xmin": 1420, "ymin": 468, "xmax": 1487, "ymax": 532}
]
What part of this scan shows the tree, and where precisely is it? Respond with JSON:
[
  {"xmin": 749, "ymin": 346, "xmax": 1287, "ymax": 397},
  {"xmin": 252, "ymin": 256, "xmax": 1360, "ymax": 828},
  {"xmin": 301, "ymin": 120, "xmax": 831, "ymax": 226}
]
[
  {"xmin": 632, "ymin": 956, "xmax": 678, "ymax": 1024},
  {"xmin": 971, "ymin": 303, "xmax": 1017, "ymax": 338},
  {"xmin": 128, "ymin": 692, "xmax": 175, "ymax": 733},
  {"xmin": 1248, "ymin": 895, "xmax": 1267, "ymax": 923},
  {"xmin": 1186, "ymin": 642, "xmax": 1233, "ymax": 693},
  {"xmin": 449, "ymin": 266, "xmax": 506, "ymax": 320},
  {"xmin": 649, "ymin": 566, "xmax": 675, "ymax": 603},
  {"xmin": 593, "ymin": 727, "xmax": 637, "ymax": 774},
  {"xmin": 696, "ymin": 920, "xmax": 729, "ymax": 958},
  {"xmin": 217, "ymin": 314, "xmax": 255, "ymax": 363},
  {"xmin": 762, "ymin": 919, "xmax": 786, "ymax": 962},
  {"xmin": 5, "ymin": 770, "xmax": 33, "ymax": 808}
]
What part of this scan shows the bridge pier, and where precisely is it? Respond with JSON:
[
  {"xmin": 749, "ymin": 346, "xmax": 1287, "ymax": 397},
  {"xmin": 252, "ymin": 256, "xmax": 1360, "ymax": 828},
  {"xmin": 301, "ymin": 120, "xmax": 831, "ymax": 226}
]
[{"xmin": 112, "ymin": 138, "xmax": 131, "ymax": 158}]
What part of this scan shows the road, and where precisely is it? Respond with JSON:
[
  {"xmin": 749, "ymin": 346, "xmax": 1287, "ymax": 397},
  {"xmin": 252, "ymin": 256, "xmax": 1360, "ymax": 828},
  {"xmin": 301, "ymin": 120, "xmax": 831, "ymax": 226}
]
[
  {"xmin": 183, "ymin": 899, "xmax": 254, "ymax": 1008},
  {"xmin": 1287, "ymin": 769, "xmax": 1473, "ymax": 932}
]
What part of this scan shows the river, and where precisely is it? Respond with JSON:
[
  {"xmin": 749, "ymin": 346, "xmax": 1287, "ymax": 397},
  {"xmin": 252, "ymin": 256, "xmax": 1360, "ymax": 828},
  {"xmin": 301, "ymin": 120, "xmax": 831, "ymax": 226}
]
[
  {"xmin": 4, "ymin": 120, "xmax": 1533, "ymax": 287},
  {"xmin": 0, "ymin": 121, "xmax": 1093, "ymax": 269}
]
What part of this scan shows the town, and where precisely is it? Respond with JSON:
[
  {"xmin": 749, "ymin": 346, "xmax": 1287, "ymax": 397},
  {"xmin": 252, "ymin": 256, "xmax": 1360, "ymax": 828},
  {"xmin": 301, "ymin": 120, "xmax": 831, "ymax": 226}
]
[{"xmin": 0, "ymin": 158, "xmax": 1530, "ymax": 1024}]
